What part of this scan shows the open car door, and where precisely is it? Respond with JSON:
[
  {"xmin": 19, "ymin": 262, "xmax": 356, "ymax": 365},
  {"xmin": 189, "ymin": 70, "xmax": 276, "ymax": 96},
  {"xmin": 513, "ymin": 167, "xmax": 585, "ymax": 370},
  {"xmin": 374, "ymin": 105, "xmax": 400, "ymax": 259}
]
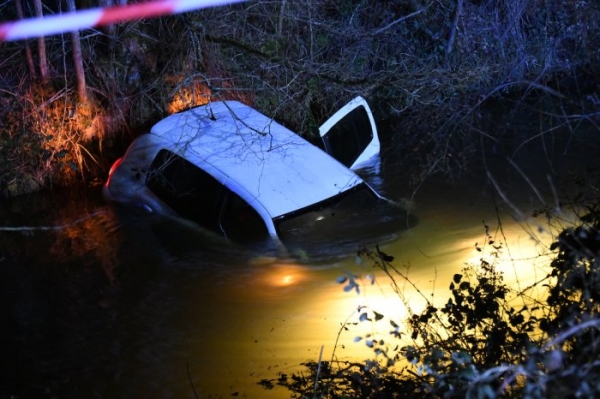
[{"xmin": 319, "ymin": 96, "xmax": 380, "ymax": 170}]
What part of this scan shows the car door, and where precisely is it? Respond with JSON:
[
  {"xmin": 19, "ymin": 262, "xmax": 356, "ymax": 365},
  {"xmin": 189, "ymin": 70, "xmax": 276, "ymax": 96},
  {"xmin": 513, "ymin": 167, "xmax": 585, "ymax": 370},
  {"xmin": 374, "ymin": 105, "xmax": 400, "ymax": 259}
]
[{"xmin": 318, "ymin": 96, "xmax": 380, "ymax": 170}]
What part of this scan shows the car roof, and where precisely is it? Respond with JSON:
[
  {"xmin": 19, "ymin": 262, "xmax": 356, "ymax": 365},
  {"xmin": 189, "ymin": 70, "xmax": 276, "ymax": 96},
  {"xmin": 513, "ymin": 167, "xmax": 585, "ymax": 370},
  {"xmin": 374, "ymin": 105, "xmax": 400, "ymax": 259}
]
[{"xmin": 149, "ymin": 101, "xmax": 364, "ymax": 219}]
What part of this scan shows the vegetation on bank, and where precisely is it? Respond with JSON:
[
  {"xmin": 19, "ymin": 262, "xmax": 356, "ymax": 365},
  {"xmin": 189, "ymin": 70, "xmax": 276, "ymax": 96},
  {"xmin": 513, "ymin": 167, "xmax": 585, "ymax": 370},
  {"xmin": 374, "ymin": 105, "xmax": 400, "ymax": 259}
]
[
  {"xmin": 1, "ymin": 0, "xmax": 599, "ymax": 196},
  {"xmin": 267, "ymin": 174, "xmax": 600, "ymax": 398}
]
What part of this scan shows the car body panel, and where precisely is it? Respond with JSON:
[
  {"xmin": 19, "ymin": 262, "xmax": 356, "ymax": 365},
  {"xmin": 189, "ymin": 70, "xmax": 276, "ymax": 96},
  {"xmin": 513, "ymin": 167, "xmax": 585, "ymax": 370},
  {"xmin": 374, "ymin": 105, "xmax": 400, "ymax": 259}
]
[
  {"xmin": 104, "ymin": 98, "xmax": 381, "ymax": 241},
  {"xmin": 148, "ymin": 101, "xmax": 363, "ymax": 218}
]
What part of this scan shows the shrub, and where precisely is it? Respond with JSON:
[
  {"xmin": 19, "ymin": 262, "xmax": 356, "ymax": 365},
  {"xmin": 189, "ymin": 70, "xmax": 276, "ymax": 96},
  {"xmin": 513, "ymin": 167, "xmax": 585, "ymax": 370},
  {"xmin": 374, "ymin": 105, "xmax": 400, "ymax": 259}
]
[{"xmin": 274, "ymin": 193, "xmax": 600, "ymax": 398}]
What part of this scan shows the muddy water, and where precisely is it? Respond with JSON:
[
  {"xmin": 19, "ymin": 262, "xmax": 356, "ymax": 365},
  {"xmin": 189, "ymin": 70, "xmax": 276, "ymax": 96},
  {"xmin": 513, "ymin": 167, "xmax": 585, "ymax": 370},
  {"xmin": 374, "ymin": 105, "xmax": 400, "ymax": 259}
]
[{"xmin": 1, "ymin": 116, "xmax": 598, "ymax": 398}]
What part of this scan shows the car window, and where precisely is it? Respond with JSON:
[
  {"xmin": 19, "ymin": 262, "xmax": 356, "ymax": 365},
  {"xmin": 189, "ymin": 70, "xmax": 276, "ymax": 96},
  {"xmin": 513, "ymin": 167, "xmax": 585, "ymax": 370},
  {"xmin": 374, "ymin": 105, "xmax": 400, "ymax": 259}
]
[
  {"xmin": 147, "ymin": 149, "xmax": 224, "ymax": 232},
  {"xmin": 275, "ymin": 184, "xmax": 377, "ymax": 241},
  {"xmin": 219, "ymin": 191, "xmax": 269, "ymax": 243},
  {"xmin": 274, "ymin": 184, "xmax": 410, "ymax": 254},
  {"xmin": 146, "ymin": 149, "xmax": 268, "ymax": 241},
  {"xmin": 321, "ymin": 106, "xmax": 374, "ymax": 168}
]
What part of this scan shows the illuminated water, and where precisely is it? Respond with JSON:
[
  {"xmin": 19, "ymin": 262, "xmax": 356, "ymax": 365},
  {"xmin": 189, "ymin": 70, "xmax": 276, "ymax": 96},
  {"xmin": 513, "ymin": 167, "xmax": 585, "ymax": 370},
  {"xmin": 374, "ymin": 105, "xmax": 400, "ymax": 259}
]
[{"xmin": 1, "ymin": 115, "xmax": 598, "ymax": 398}]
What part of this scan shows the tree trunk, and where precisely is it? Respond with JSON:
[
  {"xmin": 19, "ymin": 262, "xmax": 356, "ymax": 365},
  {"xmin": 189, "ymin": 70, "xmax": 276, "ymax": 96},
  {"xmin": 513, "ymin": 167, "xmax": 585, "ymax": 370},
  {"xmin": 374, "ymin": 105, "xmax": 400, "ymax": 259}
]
[
  {"xmin": 32, "ymin": 0, "xmax": 49, "ymax": 82},
  {"xmin": 66, "ymin": 0, "xmax": 88, "ymax": 103},
  {"xmin": 14, "ymin": 0, "xmax": 36, "ymax": 79}
]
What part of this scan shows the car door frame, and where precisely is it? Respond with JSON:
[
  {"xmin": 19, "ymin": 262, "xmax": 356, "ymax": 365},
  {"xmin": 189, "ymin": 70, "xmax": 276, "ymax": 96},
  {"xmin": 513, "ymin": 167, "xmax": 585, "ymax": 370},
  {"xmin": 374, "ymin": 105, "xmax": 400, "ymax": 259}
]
[{"xmin": 318, "ymin": 96, "xmax": 380, "ymax": 170}]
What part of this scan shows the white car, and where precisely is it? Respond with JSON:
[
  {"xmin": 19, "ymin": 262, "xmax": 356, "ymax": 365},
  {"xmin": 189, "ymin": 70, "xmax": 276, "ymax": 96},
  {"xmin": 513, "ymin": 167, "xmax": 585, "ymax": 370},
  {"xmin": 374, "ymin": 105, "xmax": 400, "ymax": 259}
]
[{"xmin": 104, "ymin": 97, "xmax": 405, "ymax": 249}]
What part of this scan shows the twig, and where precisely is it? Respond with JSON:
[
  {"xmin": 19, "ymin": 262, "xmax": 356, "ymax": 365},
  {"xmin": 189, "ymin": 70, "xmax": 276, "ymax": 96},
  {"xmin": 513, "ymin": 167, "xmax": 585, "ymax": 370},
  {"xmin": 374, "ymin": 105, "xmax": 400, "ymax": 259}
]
[
  {"xmin": 277, "ymin": 0, "xmax": 287, "ymax": 38},
  {"xmin": 544, "ymin": 319, "xmax": 600, "ymax": 350},
  {"xmin": 330, "ymin": 310, "xmax": 358, "ymax": 365},
  {"xmin": 187, "ymin": 362, "xmax": 201, "ymax": 399},
  {"xmin": 507, "ymin": 157, "xmax": 546, "ymax": 207},
  {"xmin": 371, "ymin": 8, "xmax": 426, "ymax": 36},
  {"xmin": 313, "ymin": 345, "xmax": 324, "ymax": 398},
  {"xmin": 487, "ymin": 172, "xmax": 525, "ymax": 220},
  {"xmin": 446, "ymin": 0, "xmax": 463, "ymax": 59},
  {"xmin": 0, "ymin": 210, "xmax": 105, "ymax": 232}
]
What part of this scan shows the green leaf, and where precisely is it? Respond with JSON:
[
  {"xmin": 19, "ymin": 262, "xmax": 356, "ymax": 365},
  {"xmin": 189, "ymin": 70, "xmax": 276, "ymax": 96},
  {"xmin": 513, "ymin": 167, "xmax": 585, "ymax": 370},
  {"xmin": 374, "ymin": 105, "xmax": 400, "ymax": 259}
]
[{"xmin": 336, "ymin": 275, "xmax": 348, "ymax": 284}]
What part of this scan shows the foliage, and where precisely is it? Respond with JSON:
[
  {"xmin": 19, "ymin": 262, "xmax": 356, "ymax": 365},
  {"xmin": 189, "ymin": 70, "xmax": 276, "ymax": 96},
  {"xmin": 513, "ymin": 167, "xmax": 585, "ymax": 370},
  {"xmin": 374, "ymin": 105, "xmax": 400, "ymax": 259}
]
[
  {"xmin": 0, "ymin": 85, "xmax": 107, "ymax": 195},
  {"xmin": 274, "ymin": 195, "xmax": 600, "ymax": 398}
]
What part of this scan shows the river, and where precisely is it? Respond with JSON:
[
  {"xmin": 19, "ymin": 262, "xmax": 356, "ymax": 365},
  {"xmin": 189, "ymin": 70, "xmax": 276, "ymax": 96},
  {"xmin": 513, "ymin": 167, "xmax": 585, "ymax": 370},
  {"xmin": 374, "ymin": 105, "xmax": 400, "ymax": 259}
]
[{"xmin": 1, "ymin": 109, "xmax": 598, "ymax": 398}]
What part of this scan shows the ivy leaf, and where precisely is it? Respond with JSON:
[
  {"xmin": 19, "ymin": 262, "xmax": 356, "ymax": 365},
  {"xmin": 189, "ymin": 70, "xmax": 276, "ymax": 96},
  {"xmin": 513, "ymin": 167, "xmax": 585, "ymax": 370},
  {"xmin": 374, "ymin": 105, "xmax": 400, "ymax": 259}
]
[{"xmin": 366, "ymin": 274, "xmax": 375, "ymax": 285}]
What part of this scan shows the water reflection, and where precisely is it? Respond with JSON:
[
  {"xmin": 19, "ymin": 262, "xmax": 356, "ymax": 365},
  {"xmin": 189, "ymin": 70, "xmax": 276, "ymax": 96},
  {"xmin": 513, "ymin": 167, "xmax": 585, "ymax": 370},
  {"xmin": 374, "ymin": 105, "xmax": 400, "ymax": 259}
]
[
  {"xmin": 1, "ymin": 118, "xmax": 598, "ymax": 398},
  {"xmin": 0, "ymin": 186, "xmax": 550, "ymax": 398}
]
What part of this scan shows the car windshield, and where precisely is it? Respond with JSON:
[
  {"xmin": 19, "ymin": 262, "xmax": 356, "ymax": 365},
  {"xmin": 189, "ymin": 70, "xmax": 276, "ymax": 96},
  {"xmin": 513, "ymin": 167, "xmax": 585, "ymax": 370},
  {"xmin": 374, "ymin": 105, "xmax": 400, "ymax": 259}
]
[{"xmin": 275, "ymin": 184, "xmax": 415, "ymax": 257}]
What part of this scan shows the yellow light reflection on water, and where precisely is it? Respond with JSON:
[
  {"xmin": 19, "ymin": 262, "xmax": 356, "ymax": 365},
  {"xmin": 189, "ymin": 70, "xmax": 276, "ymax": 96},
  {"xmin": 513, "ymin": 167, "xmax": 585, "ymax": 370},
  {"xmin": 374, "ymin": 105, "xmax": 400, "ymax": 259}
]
[
  {"xmin": 463, "ymin": 221, "xmax": 554, "ymax": 289},
  {"xmin": 178, "ymin": 202, "xmax": 576, "ymax": 398},
  {"xmin": 269, "ymin": 266, "xmax": 304, "ymax": 287},
  {"xmin": 252, "ymin": 260, "xmax": 309, "ymax": 288},
  {"xmin": 282, "ymin": 217, "xmax": 563, "ymax": 369}
]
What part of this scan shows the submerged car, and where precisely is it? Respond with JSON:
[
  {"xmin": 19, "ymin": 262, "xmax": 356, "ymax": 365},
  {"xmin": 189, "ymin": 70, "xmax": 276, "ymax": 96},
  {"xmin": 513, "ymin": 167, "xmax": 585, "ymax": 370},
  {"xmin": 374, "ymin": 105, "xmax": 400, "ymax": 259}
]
[{"xmin": 104, "ymin": 97, "xmax": 408, "ymax": 250}]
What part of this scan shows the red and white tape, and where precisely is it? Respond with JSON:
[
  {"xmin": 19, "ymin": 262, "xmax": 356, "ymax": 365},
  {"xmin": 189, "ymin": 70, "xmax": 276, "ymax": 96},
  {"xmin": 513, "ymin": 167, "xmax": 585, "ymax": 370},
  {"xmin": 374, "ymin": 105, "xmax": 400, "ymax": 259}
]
[{"xmin": 0, "ymin": 0, "xmax": 245, "ymax": 41}]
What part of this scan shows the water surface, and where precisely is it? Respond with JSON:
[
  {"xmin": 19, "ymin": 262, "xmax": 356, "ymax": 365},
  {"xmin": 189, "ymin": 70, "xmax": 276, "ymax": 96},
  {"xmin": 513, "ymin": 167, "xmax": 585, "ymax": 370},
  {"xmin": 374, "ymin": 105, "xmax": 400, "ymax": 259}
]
[{"xmin": 1, "ymin": 113, "xmax": 598, "ymax": 398}]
